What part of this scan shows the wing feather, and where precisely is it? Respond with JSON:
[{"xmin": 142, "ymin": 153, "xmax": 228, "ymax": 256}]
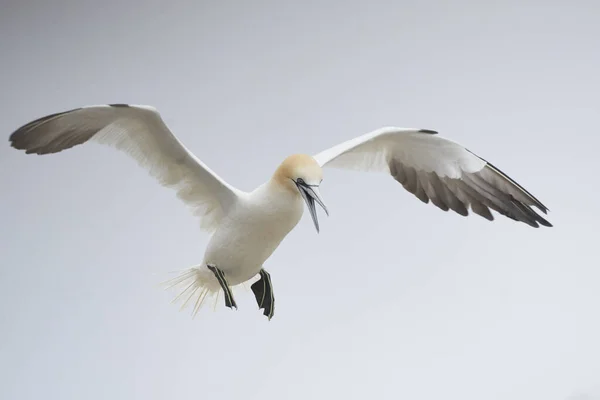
[
  {"xmin": 314, "ymin": 127, "xmax": 551, "ymax": 228},
  {"xmin": 9, "ymin": 104, "xmax": 242, "ymax": 232}
]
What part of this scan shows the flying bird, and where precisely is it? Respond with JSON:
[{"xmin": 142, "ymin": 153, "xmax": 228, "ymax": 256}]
[{"xmin": 8, "ymin": 104, "xmax": 552, "ymax": 320}]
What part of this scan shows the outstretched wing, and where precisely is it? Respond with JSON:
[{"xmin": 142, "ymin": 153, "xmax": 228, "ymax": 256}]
[
  {"xmin": 9, "ymin": 104, "xmax": 243, "ymax": 232},
  {"xmin": 313, "ymin": 127, "xmax": 551, "ymax": 228}
]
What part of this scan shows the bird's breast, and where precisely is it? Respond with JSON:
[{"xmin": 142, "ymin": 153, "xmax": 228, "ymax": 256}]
[{"xmin": 203, "ymin": 188, "xmax": 304, "ymax": 283}]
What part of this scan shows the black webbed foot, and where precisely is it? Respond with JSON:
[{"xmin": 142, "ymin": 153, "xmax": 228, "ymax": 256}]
[
  {"xmin": 207, "ymin": 264, "xmax": 237, "ymax": 310},
  {"xmin": 251, "ymin": 269, "xmax": 275, "ymax": 320}
]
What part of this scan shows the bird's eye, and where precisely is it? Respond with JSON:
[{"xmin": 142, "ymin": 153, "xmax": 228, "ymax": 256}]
[{"xmin": 297, "ymin": 178, "xmax": 305, "ymax": 184}]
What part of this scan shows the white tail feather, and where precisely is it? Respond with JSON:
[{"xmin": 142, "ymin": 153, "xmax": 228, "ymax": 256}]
[{"xmin": 161, "ymin": 266, "xmax": 224, "ymax": 318}]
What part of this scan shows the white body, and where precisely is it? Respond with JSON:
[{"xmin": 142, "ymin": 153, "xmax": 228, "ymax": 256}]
[{"xmin": 201, "ymin": 181, "xmax": 304, "ymax": 288}]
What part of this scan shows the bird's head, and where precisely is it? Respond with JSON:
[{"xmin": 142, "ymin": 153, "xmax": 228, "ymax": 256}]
[{"xmin": 273, "ymin": 154, "xmax": 329, "ymax": 232}]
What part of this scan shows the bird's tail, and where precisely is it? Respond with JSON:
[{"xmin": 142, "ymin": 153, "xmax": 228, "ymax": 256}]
[{"xmin": 160, "ymin": 265, "xmax": 225, "ymax": 318}]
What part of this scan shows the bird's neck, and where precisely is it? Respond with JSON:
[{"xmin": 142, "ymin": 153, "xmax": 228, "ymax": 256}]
[
  {"xmin": 269, "ymin": 168, "xmax": 298, "ymax": 195},
  {"xmin": 264, "ymin": 176, "xmax": 300, "ymax": 199},
  {"xmin": 248, "ymin": 179, "xmax": 304, "ymax": 223}
]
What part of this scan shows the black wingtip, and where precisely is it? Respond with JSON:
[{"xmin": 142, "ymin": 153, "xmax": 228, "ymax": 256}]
[
  {"xmin": 537, "ymin": 216, "xmax": 553, "ymax": 228},
  {"xmin": 8, "ymin": 108, "xmax": 83, "ymax": 154},
  {"xmin": 419, "ymin": 129, "xmax": 438, "ymax": 134}
]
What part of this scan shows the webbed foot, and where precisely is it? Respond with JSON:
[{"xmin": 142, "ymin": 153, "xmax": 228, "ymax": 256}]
[
  {"xmin": 251, "ymin": 269, "xmax": 275, "ymax": 320},
  {"xmin": 207, "ymin": 264, "xmax": 237, "ymax": 309}
]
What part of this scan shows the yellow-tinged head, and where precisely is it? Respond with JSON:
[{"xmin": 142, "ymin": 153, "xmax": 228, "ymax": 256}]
[
  {"xmin": 272, "ymin": 154, "xmax": 328, "ymax": 232},
  {"xmin": 273, "ymin": 154, "xmax": 323, "ymax": 189}
]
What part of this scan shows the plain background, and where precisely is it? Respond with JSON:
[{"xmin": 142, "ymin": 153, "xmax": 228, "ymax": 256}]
[{"xmin": 1, "ymin": 1, "xmax": 599, "ymax": 399}]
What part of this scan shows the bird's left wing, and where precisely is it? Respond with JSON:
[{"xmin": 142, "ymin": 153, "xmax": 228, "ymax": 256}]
[
  {"xmin": 313, "ymin": 127, "xmax": 551, "ymax": 228},
  {"xmin": 9, "ymin": 104, "xmax": 243, "ymax": 232}
]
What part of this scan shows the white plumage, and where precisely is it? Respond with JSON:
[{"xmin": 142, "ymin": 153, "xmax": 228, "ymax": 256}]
[{"xmin": 9, "ymin": 104, "xmax": 551, "ymax": 319}]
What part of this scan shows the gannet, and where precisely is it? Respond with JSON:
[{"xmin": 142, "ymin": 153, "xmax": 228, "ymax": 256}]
[{"xmin": 8, "ymin": 104, "xmax": 552, "ymax": 320}]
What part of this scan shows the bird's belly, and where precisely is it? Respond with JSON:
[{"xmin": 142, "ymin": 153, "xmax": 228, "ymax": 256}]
[{"xmin": 203, "ymin": 203, "xmax": 302, "ymax": 285}]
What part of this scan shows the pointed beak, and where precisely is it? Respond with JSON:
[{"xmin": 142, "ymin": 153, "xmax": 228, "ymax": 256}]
[{"xmin": 297, "ymin": 183, "xmax": 329, "ymax": 233}]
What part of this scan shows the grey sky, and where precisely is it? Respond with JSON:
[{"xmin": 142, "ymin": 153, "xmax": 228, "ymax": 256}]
[{"xmin": 1, "ymin": 1, "xmax": 598, "ymax": 399}]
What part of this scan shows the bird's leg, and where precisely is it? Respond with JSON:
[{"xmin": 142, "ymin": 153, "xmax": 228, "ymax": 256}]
[
  {"xmin": 250, "ymin": 269, "xmax": 275, "ymax": 320},
  {"xmin": 206, "ymin": 264, "xmax": 237, "ymax": 310}
]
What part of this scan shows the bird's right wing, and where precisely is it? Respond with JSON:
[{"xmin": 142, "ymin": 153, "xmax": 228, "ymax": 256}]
[{"xmin": 9, "ymin": 104, "xmax": 242, "ymax": 232}]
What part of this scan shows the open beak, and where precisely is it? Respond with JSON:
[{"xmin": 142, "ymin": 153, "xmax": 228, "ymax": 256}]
[{"xmin": 296, "ymin": 182, "xmax": 329, "ymax": 233}]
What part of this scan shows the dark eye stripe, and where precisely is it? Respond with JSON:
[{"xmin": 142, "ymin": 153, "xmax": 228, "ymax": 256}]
[{"xmin": 295, "ymin": 177, "xmax": 319, "ymax": 188}]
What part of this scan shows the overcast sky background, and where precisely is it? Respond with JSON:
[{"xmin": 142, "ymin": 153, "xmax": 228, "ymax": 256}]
[{"xmin": 1, "ymin": 1, "xmax": 599, "ymax": 399}]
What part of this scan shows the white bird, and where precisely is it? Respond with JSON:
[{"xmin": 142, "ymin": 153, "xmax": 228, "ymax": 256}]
[{"xmin": 9, "ymin": 104, "xmax": 551, "ymax": 320}]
